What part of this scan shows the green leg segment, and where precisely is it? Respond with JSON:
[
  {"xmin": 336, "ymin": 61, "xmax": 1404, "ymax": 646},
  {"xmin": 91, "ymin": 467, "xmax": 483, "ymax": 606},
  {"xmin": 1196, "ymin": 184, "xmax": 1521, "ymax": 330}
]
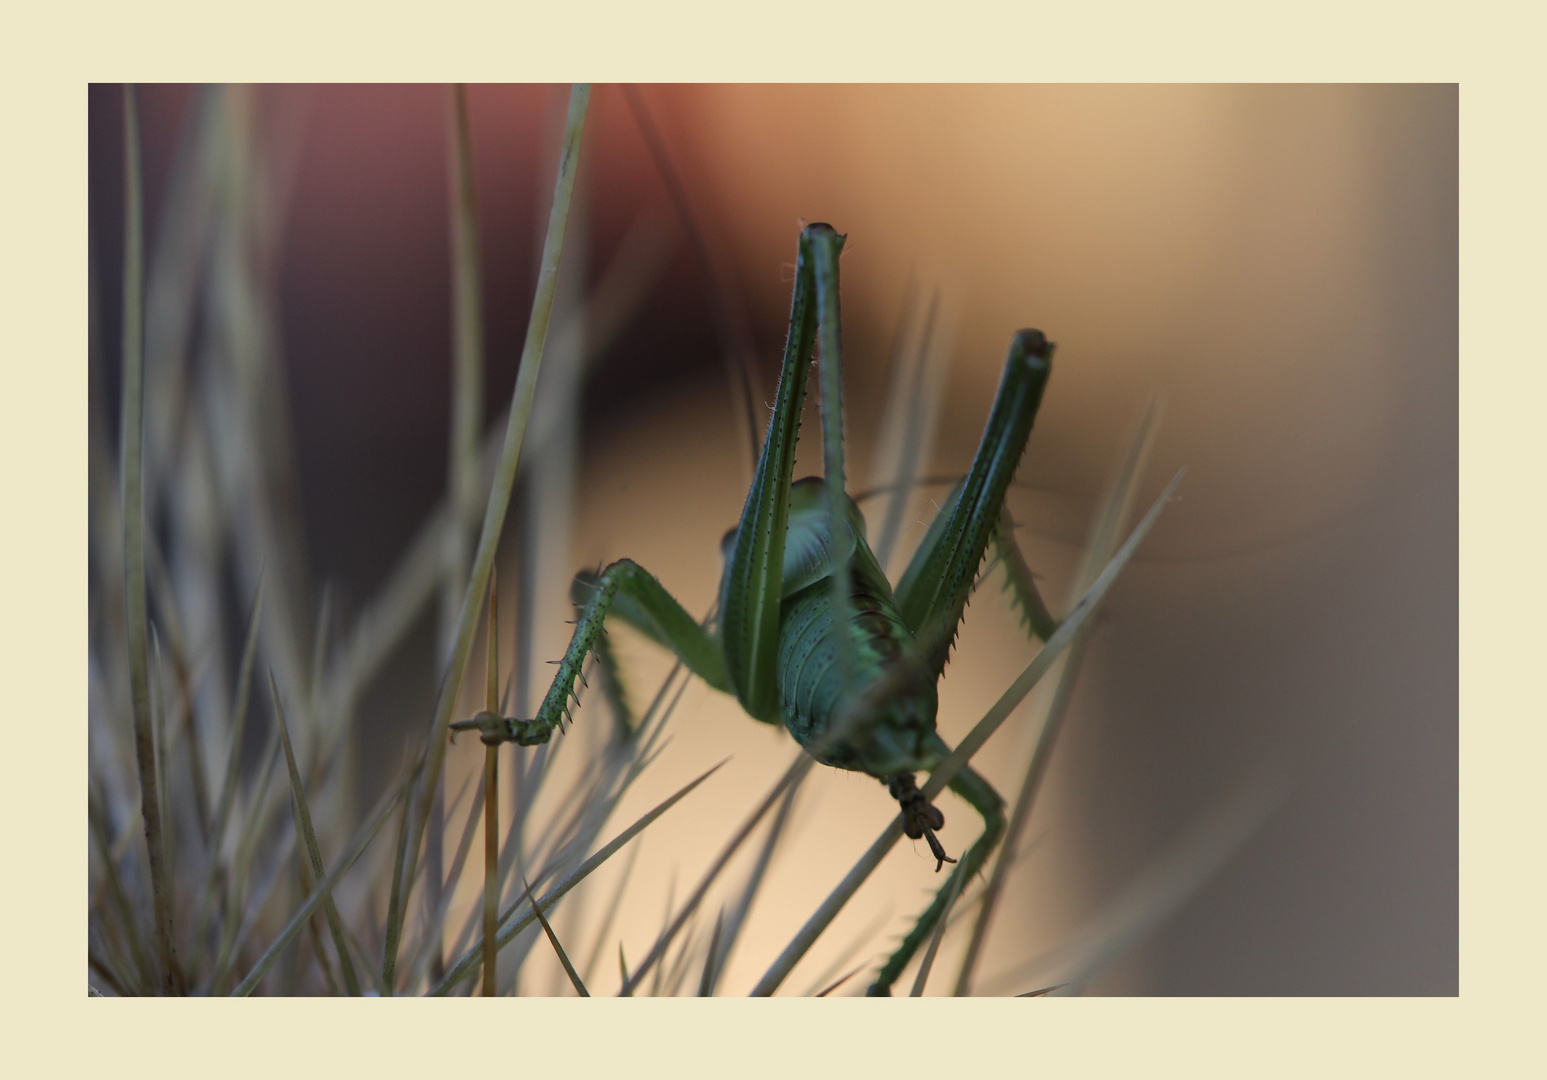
[
  {"xmin": 894, "ymin": 330, "xmax": 1054, "ymax": 675},
  {"xmin": 454, "ymin": 558, "xmax": 728, "ymax": 746},
  {"xmin": 867, "ymin": 757, "xmax": 1007, "ymax": 995},
  {"xmin": 720, "ymin": 225, "xmax": 823, "ymax": 724},
  {"xmin": 991, "ymin": 504, "xmax": 1059, "ymax": 642}
]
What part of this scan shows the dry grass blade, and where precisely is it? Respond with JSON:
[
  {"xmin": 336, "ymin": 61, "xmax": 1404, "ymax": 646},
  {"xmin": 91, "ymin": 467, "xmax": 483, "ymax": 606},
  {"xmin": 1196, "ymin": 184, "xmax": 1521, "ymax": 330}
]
[
  {"xmin": 750, "ymin": 816, "xmax": 904, "ymax": 997},
  {"xmin": 796, "ymin": 908, "xmax": 892, "ymax": 998},
  {"xmin": 619, "ymin": 752, "xmax": 812, "ymax": 995},
  {"xmin": 702, "ymin": 765, "xmax": 804, "ymax": 995},
  {"xmin": 270, "ymin": 673, "xmax": 362, "ymax": 994},
  {"xmin": 423, "ymin": 81, "xmax": 489, "ymax": 988},
  {"xmin": 388, "ymin": 84, "xmax": 591, "ymax": 980},
  {"xmin": 195, "ymin": 572, "xmax": 265, "ymax": 958},
  {"xmin": 380, "ymin": 749, "xmax": 422, "ymax": 994},
  {"xmin": 481, "ymin": 570, "xmax": 500, "ymax": 997},
  {"xmin": 981, "ymin": 774, "xmax": 1286, "ymax": 996},
  {"xmin": 751, "ymin": 471, "xmax": 1183, "ymax": 996},
  {"xmin": 696, "ymin": 909, "xmax": 725, "ymax": 997},
  {"xmin": 523, "ymin": 876, "xmax": 588, "ymax": 996},
  {"xmin": 920, "ymin": 469, "xmax": 1184, "ymax": 806},
  {"xmin": 118, "ymin": 83, "xmax": 181, "ymax": 996},
  {"xmin": 815, "ymin": 964, "xmax": 866, "ymax": 998},
  {"xmin": 319, "ymin": 206, "xmax": 672, "ymax": 738},
  {"xmin": 446, "ymin": 83, "xmax": 484, "ymax": 621},
  {"xmin": 88, "ymin": 783, "xmax": 155, "ymax": 993},
  {"xmin": 953, "ymin": 637, "xmax": 1086, "ymax": 995},
  {"xmin": 430, "ymin": 756, "xmax": 725, "ymax": 996},
  {"xmin": 398, "ymin": 768, "xmax": 481, "ymax": 990},
  {"xmin": 231, "ymin": 763, "xmax": 415, "ymax": 996},
  {"xmin": 909, "ymin": 864, "xmax": 965, "ymax": 996},
  {"xmin": 1016, "ymin": 983, "xmax": 1066, "ymax": 997},
  {"xmin": 580, "ymin": 844, "xmax": 638, "ymax": 985},
  {"xmin": 208, "ymin": 731, "xmax": 282, "ymax": 993},
  {"xmin": 954, "ymin": 402, "xmax": 1161, "ymax": 995}
]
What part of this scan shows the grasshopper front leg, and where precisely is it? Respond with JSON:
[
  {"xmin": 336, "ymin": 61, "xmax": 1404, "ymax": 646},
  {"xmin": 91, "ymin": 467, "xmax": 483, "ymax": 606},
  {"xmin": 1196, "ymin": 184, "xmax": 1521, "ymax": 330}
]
[{"xmin": 453, "ymin": 559, "xmax": 729, "ymax": 746}]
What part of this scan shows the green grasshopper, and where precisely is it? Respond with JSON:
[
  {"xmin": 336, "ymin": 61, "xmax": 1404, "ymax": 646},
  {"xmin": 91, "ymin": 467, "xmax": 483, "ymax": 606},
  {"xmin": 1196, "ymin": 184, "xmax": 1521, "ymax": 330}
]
[{"xmin": 455, "ymin": 222, "xmax": 1058, "ymax": 995}]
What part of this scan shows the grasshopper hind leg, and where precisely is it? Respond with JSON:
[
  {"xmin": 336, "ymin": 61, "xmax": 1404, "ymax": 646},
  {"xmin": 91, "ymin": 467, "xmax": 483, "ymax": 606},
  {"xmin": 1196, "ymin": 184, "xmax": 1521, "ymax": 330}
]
[{"xmin": 867, "ymin": 760, "xmax": 1007, "ymax": 996}]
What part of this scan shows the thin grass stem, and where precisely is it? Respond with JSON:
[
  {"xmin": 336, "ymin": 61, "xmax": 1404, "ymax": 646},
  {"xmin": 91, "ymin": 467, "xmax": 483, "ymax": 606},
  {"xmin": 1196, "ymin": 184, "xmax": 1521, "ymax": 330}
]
[
  {"xmin": 387, "ymin": 84, "xmax": 591, "ymax": 981},
  {"xmin": 909, "ymin": 859, "xmax": 965, "ymax": 996},
  {"xmin": 430, "ymin": 757, "xmax": 724, "ymax": 996},
  {"xmin": 231, "ymin": 761, "xmax": 417, "ymax": 996},
  {"xmin": 481, "ymin": 567, "xmax": 500, "ymax": 997},
  {"xmin": 618, "ymin": 753, "xmax": 812, "ymax": 995},
  {"xmin": 523, "ymin": 876, "xmax": 588, "ymax": 996},
  {"xmin": 119, "ymin": 83, "xmax": 181, "ymax": 996},
  {"xmin": 271, "ymin": 673, "xmax": 362, "ymax": 995}
]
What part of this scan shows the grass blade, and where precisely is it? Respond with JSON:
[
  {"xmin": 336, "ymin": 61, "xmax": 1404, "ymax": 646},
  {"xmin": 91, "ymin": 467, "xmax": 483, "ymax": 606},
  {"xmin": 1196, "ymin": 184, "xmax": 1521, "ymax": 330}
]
[
  {"xmin": 430, "ymin": 756, "xmax": 725, "ymax": 996},
  {"xmin": 119, "ymin": 83, "xmax": 182, "ymax": 996},
  {"xmin": 523, "ymin": 876, "xmax": 588, "ymax": 996},
  {"xmin": 1016, "ymin": 983, "xmax": 1066, "ymax": 997},
  {"xmin": 380, "ymin": 748, "xmax": 423, "ymax": 994},
  {"xmin": 980, "ymin": 774, "xmax": 1286, "ymax": 996},
  {"xmin": 696, "ymin": 909, "xmax": 725, "ymax": 997},
  {"xmin": 909, "ymin": 860, "xmax": 965, "ymax": 996},
  {"xmin": 194, "ymin": 571, "xmax": 264, "ymax": 963},
  {"xmin": 388, "ymin": 83, "xmax": 591, "ymax": 981},
  {"xmin": 815, "ymin": 964, "xmax": 866, "ymax": 998},
  {"xmin": 208, "ymin": 730, "xmax": 282, "ymax": 993},
  {"xmin": 618, "ymin": 752, "xmax": 811, "ymax": 995},
  {"xmin": 270, "ymin": 672, "xmax": 362, "ymax": 995},
  {"xmin": 796, "ymin": 907, "xmax": 892, "ymax": 998},
  {"xmin": 89, "ymin": 780, "xmax": 156, "ymax": 994},
  {"xmin": 953, "ymin": 638, "xmax": 1086, "ymax": 993},
  {"xmin": 703, "ymin": 766, "xmax": 804, "ymax": 995},
  {"xmin": 954, "ymin": 402, "xmax": 1162, "ymax": 995},
  {"xmin": 920, "ymin": 469, "xmax": 1184, "ymax": 805},
  {"xmin": 580, "ymin": 844, "xmax": 638, "ymax": 985},
  {"xmin": 481, "ymin": 570, "xmax": 500, "ymax": 997},
  {"xmin": 231, "ymin": 762, "xmax": 415, "ymax": 996}
]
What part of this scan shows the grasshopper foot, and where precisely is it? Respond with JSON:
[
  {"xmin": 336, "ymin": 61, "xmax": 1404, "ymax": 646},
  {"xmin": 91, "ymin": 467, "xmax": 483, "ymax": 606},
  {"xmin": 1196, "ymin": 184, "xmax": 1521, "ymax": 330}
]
[
  {"xmin": 888, "ymin": 774, "xmax": 956, "ymax": 873},
  {"xmin": 450, "ymin": 710, "xmax": 552, "ymax": 747}
]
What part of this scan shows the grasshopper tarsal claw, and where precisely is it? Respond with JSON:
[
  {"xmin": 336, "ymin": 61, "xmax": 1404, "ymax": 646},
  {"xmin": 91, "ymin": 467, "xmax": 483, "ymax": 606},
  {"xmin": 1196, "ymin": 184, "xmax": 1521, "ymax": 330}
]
[
  {"xmin": 450, "ymin": 710, "xmax": 553, "ymax": 748},
  {"xmin": 889, "ymin": 774, "xmax": 955, "ymax": 873}
]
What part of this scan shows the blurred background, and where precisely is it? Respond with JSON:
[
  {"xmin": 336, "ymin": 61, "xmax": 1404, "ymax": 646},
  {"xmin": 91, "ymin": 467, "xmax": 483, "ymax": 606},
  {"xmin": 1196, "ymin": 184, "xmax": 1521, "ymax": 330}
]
[{"xmin": 89, "ymin": 84, "xmax": 1456, "ymax": 995}]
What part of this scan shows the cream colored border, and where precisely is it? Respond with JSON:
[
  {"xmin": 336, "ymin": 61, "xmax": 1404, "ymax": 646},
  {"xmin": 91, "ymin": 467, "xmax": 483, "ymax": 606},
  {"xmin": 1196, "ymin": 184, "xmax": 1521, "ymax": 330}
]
[{"xmin": 5, "ymin": 1, "xmax": 1531, "ymax": 1075}]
